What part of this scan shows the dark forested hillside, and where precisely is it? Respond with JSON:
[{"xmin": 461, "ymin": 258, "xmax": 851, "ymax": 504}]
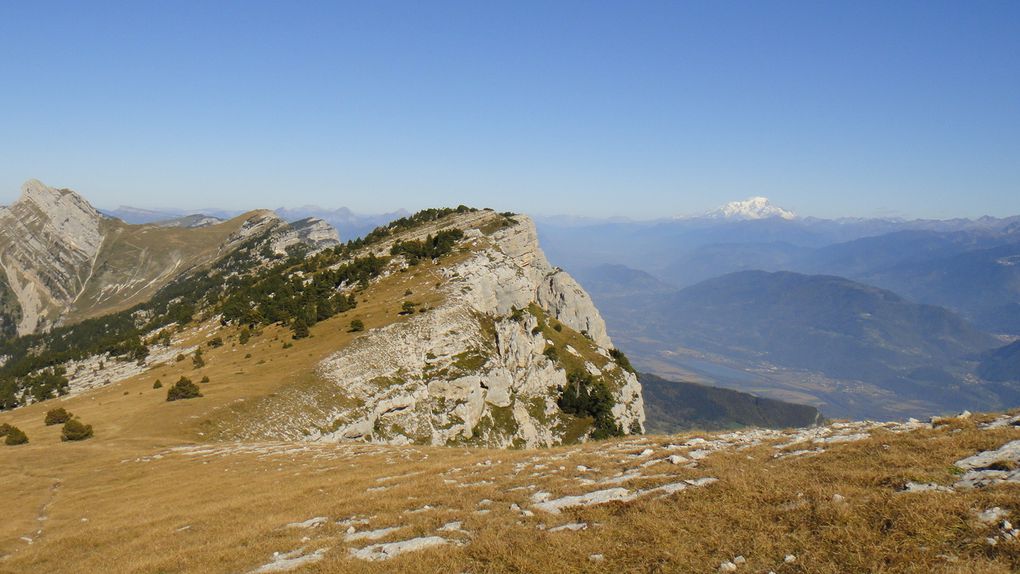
[
  {"xmin": 640, "ymin": 373, "xmax": 821, "ymax": 433},
  {"xmin": 586, "ymin": 270, "xmax": 1013, "ymax": 419}
]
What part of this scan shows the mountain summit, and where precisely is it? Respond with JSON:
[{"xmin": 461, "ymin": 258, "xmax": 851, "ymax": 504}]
[{"xmin": 702, "ymin": 196, "xmax": 797, "ymax": 220}]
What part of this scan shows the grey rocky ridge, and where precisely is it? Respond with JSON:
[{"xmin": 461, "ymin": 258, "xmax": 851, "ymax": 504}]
[
  {"xmin": 214, "ymin": 209, "xmax": 645, "ymax": 447},
  {"xmin": 0, "ymin": 179, "xmax": 339, "ymax": 341}
]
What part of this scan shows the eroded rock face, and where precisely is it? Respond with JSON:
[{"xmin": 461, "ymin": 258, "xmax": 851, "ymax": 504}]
[
  {"xmin": 307, "ymin": 214, "xmax": 644, "ymax": 447},
  {"xmin": 0, "ymin": 180, "xmax": 104, "ymax": 334},
  {"xmin": 271, "ymin": 217, "xmax": 341, "ymax": 255}
]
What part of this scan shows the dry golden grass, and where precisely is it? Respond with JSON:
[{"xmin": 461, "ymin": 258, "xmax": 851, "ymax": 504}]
[{"xmin": 1, "ymin": 401, "xmax": 1018, "ymax": 573}]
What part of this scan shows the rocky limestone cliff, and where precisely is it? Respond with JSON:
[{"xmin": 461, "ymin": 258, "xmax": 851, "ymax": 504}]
[
  {"xmin": 222, "ymin": 212, "xmax": 645, "ymax": 448},
  {"xmin": 271, "ymin": 217, "xmax": 341, "ymax": 255},
  {"xmin": 0, "ymin": 180, "xmax": 105, "ymax": 334}
]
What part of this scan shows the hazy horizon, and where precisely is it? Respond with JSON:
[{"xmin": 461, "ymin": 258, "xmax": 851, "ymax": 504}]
[{"xmin": 7, "ymin": 178, "xmax": 1020, "ymax": 223}]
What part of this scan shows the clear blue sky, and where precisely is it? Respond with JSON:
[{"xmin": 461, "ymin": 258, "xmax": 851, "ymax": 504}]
[{"xmin": 1, "ymin": 1, "xmax": 1017, "ymax": 219}]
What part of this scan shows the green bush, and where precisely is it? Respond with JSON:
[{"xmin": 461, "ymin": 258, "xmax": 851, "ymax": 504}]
[
  {"xmin": 291, "ymin": 319, "xmax": 309, "ymax": 340},
  {"xmin": 557, "ymin": 371, "xmax": 622, "ymax": 440},
  {"xmin": 192, "ymin": 349, "xmax": 205, "ymax": 369},
  {"xmin": 4, "ymin": 424, "xmax": 28, "ymax": 445},
  {"xmin": 45, "ymin": 407, "xmax": 72, "ymax": 426},
  {"xmin": 153, "ymin": 379, "xmax": 163, "ymax": 389},
  {"xmin": 61, "ymin": 418, "xmax": 94, "ymax": 441},
  {"xmin": 389, "ymin": 228, "xmax": 465, "ymax": 264},
  {"xmin": 400, "ymin": 301, "xmax": 417, "ymax": 315},
  {"xmin": 238, "ymin": 328, "xmax": 251, "ymax": 345},
  {"xmin": 200, "ymin": 376, "xmax": 210, "ymax": 384},
  {"xmin": 609, "ymin": 349, "xmax": 636, "ymax": 374},
  {"xmin": 166, "ymin": 377, "xmax": 202, "ymax": 401},
  {"xmin": 349, "ymin": 319, "xmax": 365, "ymax": 332},
  {"xmin": 207, "ymin": 336, "xmax": 224, "ymax": 348}
]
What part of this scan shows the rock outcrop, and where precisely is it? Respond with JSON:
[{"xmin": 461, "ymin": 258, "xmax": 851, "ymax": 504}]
[
  {"xmin": 0, "ymin": 180, "xmax": 104, "ymax": 335},
  {"xmin": 271, "ymin": 217, "xmax": 341, "ymax": 255},
  {"xmin": 230, "ymin": 212, "xmax": 645, "ymax": 447}
]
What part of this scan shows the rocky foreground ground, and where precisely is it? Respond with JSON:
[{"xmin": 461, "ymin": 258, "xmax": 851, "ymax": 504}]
[{"xmin": 4, "ymin": 410, "xmax": 1016, "ymax": 573}]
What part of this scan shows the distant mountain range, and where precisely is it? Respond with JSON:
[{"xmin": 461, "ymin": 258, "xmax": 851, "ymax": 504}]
[
  {"xmin": 683, "ymin": 196, "xmax": 797, "ymax": 221},
  {"xmin": 537, "ymin": 197, "xmax": 1020, "ymax": 282},
  {"xmin": 524, "ymin": 200, "xmax": 1020, "ymax": 419}
]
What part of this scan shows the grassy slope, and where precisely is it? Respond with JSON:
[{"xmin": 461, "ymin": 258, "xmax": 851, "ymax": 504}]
[
  {"xmin": 1, "ymin": 398, "xmax": 1019, "ymax": 572},
  {"xmin": 65, "ymin": 213, "xmax": 264, "ymax": 323}
]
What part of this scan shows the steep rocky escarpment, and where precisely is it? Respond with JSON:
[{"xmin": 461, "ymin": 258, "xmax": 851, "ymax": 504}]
[
  {"xmin": 214, "ymin": 212, "xmax": 645, "ymax": 447},
  {"xmin": 0, "ymin": 180, "xmax": 104, "ymax": 335}
]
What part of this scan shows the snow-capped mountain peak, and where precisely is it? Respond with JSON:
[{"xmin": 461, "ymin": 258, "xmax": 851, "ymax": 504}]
[{"xmin": 704, "ymin": 196, "xmax": 796, "ymax": 220}]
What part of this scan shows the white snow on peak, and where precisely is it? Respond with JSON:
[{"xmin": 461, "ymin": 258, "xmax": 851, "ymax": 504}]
[{"xmin": 691, "ymin": 197, "xmax": 797, "ymax": 221}]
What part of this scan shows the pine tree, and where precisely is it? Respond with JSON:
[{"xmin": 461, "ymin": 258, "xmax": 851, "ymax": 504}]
[{"xmin": 292, "ymin": 318, "xmax": 310, "ymax": 340}]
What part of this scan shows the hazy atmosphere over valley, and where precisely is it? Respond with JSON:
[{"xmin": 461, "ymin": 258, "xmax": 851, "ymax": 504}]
[{"xmin": 1, "ymin": 2, "xmax": 1019, "ymax": 573}]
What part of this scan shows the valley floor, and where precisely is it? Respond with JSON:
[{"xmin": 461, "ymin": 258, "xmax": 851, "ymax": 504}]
[{"xmin": 1, "ymin": 411, "xmax": 1019, "ymax": 573}]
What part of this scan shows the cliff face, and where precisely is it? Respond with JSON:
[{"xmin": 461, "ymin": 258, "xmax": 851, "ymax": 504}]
[
  {"xmin": 228, "ymin": 212, "xmax": 645, "ymax": 448},
  {"xmin": 0, "ymin": 180, "xmax": 341, "ymax": 337},
  {"xmin": 0, "ymin": 180, "xmax": 105, "ymax": 335}
]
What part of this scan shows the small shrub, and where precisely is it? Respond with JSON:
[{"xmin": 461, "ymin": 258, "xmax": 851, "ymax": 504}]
[
  {"xmin": 175, "ymin": 354, "xmax": 185, "ymax": 362},
  {"xmin": 61, "ymin": 419, "xmax": 94, "ymax": 442},
  {"xmin": 282, "ymin": 342, "xmax": 293, "ymax": 349},
  {"xmin": 244, "ymin": 353, "xmax": 252, "ymax": 359},
  {"xmin": 192, "ymin": 349, "xmax": 206, "ymax": 369},
  {"xmin": 291, "ymin": 319, "xmax": 309, "ymax": 340},
  {"xmin": 207, "ymin": 336, "xmax": 224, "ymax": 348},
  {"xmin": 609, "ymin": 348, "xmax": 636, "ymax": 374},
  {"xmin": 400, "ymin": 301, "xmax": 417, "ymax": 315},
  {"xmin": 153, "ymin": 379, "xmax": 163, "ymax": 389},
  {"xmin": 166, "ymin": 377, "xmax": 202, "ymax": 401},
  {"xmin": 238, "ymin": 328, "xmax": 251, "ymax": 344},
  {"xmin": 200, "ymin": 376, "xmax": 210, "ymax": 384},
  {"xmin": 543, "ymin": 346, "xmax": 559, "ymax": 361},
  {"xmin": 404, "ymin": 289, "xmax": 413, "ymax": 296},
  {"xmin": 45, "ymin": 407, "xmax": 72, "ymax": 426},
  {"xmin": 349, "ymin": 319, "xmax": 365, "ymax": 332},
  {"xmin": 4, "ymin": 425, "xmax": 28, "ymax": 445}
]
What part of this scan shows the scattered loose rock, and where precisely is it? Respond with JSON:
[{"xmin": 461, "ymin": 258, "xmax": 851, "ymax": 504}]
[
  {"xmin": 251, "ymin": 548, "xmax": 327, "ymax": 573},
  {"xmin": 349, "ymin": 536, "xmax": 449, "ymax": 561}
]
